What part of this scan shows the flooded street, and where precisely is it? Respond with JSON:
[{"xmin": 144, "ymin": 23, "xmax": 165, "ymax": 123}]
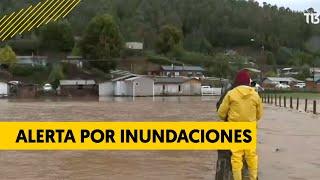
[
  {"xmin": 0, "ymin": 96, "xmax": 319, "ymax": 180},
  {"xmin": 0, "ymin": 97, "xmax": 217, "ymax": 180}
]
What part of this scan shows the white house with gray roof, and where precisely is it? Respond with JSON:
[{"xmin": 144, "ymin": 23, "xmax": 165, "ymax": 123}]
[{"xmin": 160, "ymin": 65, "xmax": 205, "ymax": 77}]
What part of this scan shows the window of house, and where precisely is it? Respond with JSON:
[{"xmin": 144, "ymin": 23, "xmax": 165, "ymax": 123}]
[{"xmin": 175, "ymin": 72, "xmax": 180, "ymax": 76}]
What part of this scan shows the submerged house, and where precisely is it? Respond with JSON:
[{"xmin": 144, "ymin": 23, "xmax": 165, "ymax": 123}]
[
  {"xmin": 99, "ymin": 75, "xmax": 154, "ymax": 97},
  {"xmin": 58, "ymin": 80, "xmax": 97, "ymax": 96},
  {"xmin": 7, "ymin": 82, "xmax": 39, "ymax": 98},
  {"xmin": 154, "ymin": 77, "xmax": 201, "ymax": 96}
]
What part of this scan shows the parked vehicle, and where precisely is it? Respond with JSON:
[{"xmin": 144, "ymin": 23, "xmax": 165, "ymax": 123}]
[
  {"xmin": 294, "ymin": 83, "xmax": 306, "ymax": 89},
  {"xmin": 42, "ymin": 83, "xmax": 53, "ymax": 92},
  {"xmin": 275, "ymin": 83, "xmax": 290, "ymax": 89}
]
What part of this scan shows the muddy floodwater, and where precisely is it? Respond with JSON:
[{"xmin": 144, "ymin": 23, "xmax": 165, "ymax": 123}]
[
  {"xmin": 0, "ymin": 97, "xmax": 217, "ymax": 180},
  {"xmin": 1, "ymin": 96, "xmax": 319, "ymax": 180}
]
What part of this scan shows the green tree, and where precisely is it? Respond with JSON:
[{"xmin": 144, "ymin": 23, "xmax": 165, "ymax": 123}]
[
  {"xmin": 206, "ymin": 53, "xmax": 232, "ymax": 78},
  {"xmin": 80, "ymin": 14, "xmax": 123, "ymax": 73},
  {"xmin": 39, "ymin": 21, "xmax": 75, "ymax": 52},
  {"xmin": 48, "ymin": 64, "xmax": 65, "ymax": 89},
  {"xmin": 0, "ymin": 45, "xmax": 17, "ymax": 67},
  {"xmin": 156, "ymin": 25, "xmax": 182, "ymax": 54},
  {"xmin": 266, "ymin": 51, "xmax": 276, "ymax": 65},
  {"xmin": 295, "ymin": 64, "xmax": 310, "ymax": 80}
]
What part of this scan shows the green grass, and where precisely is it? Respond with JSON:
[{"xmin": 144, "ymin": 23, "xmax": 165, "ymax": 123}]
[{"xmin": 266, "ymin": 92, "xmax": 320, "ymax": 99}]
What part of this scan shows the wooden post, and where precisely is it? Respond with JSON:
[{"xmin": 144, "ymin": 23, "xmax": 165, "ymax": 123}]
[
  {"xmin": 296, "ymin": 98, "xmax": 299, "ymax": 110},
  {"xmin": 279, "ymin": 96, "xmax": 282, "ymax": 107},
  {"xmin": 284, "ymin": 96, "xmax": 287, "ymax": 108},
  {"xmin": 271, "ymin": 94, "xmax": 273, "ymax": 104},
  {"xmin": 305, "ymin": 99, "xmax": 308, "ymax": 112},
  {"xmin": 275, "ymin": 95, "xmax": 277, "ymax": 106},
  {"xmin": 268, "ymin": 95, "xmax": 270, "ymax": 104},
  {"xmin": 290, "ymin": 97, "xmax": 293, "ymax": 109},
  {"xmin": 314, "ymin": 100, "xmax": 317, "ymax": 114}
]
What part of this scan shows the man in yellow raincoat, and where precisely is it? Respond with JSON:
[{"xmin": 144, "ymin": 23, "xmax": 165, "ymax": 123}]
[{"xmin": 218, "ymin": 70, "xmax": 263, "ymax": 180}]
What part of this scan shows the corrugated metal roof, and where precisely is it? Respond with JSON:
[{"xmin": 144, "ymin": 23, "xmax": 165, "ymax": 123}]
[
  {"xmin": 161, "ymin": 65, "xmax": 204, "ymax": 71},
  {"xmin": 125, "ymin": 76, "xmax": 154, "ymax": 82},
  {"xmin": 60, "ymin": 80, "xmax": 96, "ymax": 86},
  {"xmin": 266, "ymin": 77, "xmax": 302, "ymax": 82},
  {"xmin": 111, "ymin": 74, "xmax": 138, "ymax": 82}
]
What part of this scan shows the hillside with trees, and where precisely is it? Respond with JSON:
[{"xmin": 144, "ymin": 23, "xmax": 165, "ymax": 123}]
[{"xmin": 0, "ymin": 0, "xmax": 319, "ymax": 80}]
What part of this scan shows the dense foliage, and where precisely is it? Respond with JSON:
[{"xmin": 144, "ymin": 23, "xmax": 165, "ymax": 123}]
[
  {"xmin": 0, "ymin": 45, "xmax": 17, "ymax": 67},
  {"xmin": 80, "ymin": 14, "xmax": 122, "ymax": 73},
  {"xmin": 1, "ymin": 0, "xmax": 319, "ymax": 79}
]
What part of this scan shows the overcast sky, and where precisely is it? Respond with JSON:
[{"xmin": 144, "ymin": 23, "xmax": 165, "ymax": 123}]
[{"xmin": 255, "ymin": 0, "xmax": 320, "ymax": 12}]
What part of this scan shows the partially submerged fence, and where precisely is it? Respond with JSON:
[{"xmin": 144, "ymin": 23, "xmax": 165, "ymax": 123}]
[{"xmin": 261, "ymin": 94, "xmax": 319, "ymax": 115}]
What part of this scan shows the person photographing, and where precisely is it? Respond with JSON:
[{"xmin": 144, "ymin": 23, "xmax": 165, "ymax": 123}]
[{"xmin": 217, "ymin": 70, "xmax": 263, "ymax": 180}]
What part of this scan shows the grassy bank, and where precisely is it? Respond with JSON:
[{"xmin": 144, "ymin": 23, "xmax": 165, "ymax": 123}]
[{"xmin": 264, "ymin": 91, "xmax": 320, "ymax": 99}]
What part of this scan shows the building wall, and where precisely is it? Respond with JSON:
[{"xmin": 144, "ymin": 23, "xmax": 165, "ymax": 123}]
[
  {"xmin": 154, "ymin": 81, "xmax": 201, "ymax": 96},
  {"xmin": 154, "ymin": 84, "xmax": 180, "ymax": 95},
  {"xmin": 99, "ymin": 82, "xmax": 114, "ymax": 96},
  {"xmin": 126, "ymin": 77, "xmax": 154, "ymax": 96},
  {"xmin": 0, "ymin": 83, "xmax": 8, "ymax": 96},
  {"xmin": 181, "ymin": 79, "xmax": 201, "ymax": 95},
  {"xmin": 114, "ymin": 81, "xmax": 127, "ymax": 96},
  {"xmin": 60, "ymin": 85, "xmax": 97, "ymax": 96}
]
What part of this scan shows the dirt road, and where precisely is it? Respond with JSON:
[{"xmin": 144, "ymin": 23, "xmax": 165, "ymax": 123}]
[{"xmin": 0, "ymin": 97, "xmax": 319, "ymax": 180}]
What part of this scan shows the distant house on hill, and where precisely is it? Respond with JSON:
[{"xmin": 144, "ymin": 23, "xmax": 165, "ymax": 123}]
[
  {"xmin": 62, "ymin": 56, "xmax": 83, "ymax": 68},
  {"xmin": 16, "ymin": 56, "xmax": 47, "ymax": 67},
  {"xmin": 280, "ymin": 68, "xmax": 299, "ymax": 77},
  {"xmin": 125, "ymin": 42, "xmax": 143, "ymax": 50},
  {"xmin": 157, "ymin": 65, "xmax": 205, "ymax": 77}
]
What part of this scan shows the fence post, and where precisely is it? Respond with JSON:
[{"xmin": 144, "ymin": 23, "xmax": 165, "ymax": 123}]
[
  {"xmin": 296, "ymin": 98, "xmax": 299, "ymax": 110},
  {"xmin": 271, "ymin": 94, "xmax": 273, "ymax": 104},
  {"xmin": 314, "ymin": 100, "xmax": 317, "ymax": 114},
  {"xmin": 275, "ymin": 95, "xmax": 277, "ymax": 106},
  {"xmin": 305, "ymin": 99, "xmax": 308, "ymax": 112},
  {"xmin": 279, "ymin": 96, "xmax": 282, "ymax": 107},
  {"xmin": 284, "ymin": 96, "xmax": 287, "ymax": 108},
  {"xmin": 290, "ymin": 97, "xmax": 293, "ymax": 109}
]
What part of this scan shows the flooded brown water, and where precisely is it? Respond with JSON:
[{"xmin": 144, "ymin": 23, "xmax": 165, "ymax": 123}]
[{"xmin": 0, "ymin": 96, "xmax": 217, "ymax": 180}]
